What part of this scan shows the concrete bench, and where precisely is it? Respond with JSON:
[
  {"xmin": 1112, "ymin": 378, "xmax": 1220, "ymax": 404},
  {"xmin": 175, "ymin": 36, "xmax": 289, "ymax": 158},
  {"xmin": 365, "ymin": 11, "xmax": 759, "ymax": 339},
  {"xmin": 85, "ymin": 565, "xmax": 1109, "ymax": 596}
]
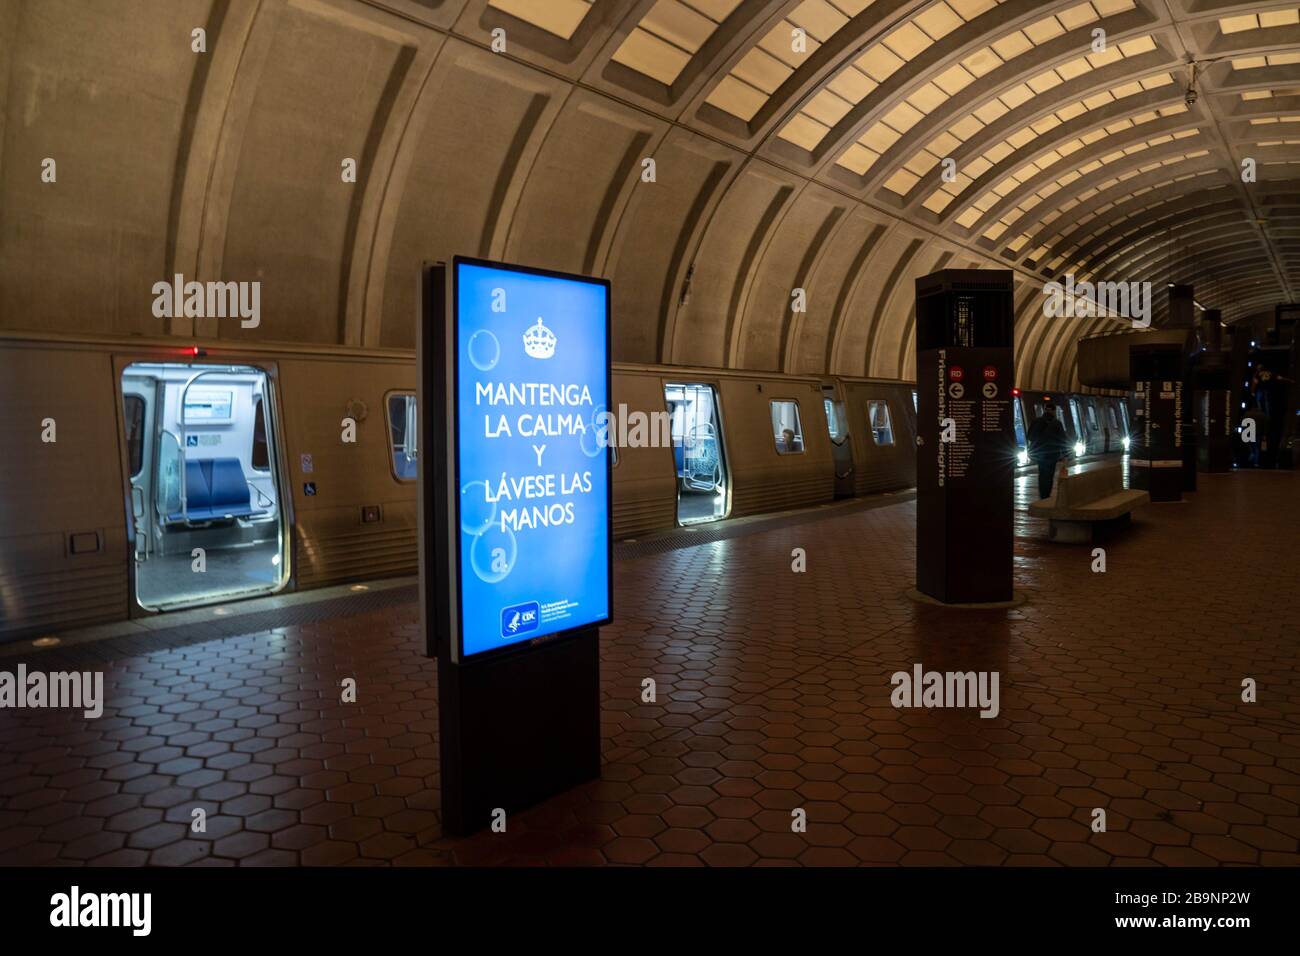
[{"xmin": 1028, "ymin": 461, "xmax": 1148, "ymax": 543}]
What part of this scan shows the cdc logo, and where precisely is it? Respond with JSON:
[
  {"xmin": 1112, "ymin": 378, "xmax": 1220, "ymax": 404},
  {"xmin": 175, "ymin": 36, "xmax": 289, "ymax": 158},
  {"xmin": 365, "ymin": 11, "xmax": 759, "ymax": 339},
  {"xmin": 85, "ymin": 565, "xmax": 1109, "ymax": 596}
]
[{"xmin": 500, "ymin": 601, "xmax": 539, "ymax": 639}]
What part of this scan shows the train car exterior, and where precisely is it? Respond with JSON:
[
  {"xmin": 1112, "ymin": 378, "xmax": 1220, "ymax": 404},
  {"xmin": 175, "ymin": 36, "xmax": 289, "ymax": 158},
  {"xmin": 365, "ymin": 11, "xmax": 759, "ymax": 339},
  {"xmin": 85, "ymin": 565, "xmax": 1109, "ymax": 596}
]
[
  {"xmin": 0, "ymin": 331, "xmax": 417, "ymax": 642},
  {"xmin": 611, "ymin": 365, "xmax": 836, "ymax": 538},
  {"xmin": 0, "ymin": 337, "xmax": 878, "ymax": 641},
  {"xmin": 827, "ymin": 378, "xmax": 918, "ymax": 497},
  {"xmin": 4, "ymin": 329, "xmax": 1126, "ymax": 643},
  {"xmin": 1014, "ymin": 389, "xmax": 1133, "ymax": 463}
]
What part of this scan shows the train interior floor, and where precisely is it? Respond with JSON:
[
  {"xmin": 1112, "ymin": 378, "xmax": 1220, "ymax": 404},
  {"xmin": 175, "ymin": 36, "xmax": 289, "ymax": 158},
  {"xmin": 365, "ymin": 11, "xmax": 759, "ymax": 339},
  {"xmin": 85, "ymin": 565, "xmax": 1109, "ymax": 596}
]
[
  {"xmin": 676, "ymin": 486, "xmax": 727, "ymax": 525},
  {"xmin": 1, "ymin": 470, "xmax": 1297, "ymax": 867},
  {"xmin": 135, "ymin": 539, "xmax": 282, "ymax": 610}
]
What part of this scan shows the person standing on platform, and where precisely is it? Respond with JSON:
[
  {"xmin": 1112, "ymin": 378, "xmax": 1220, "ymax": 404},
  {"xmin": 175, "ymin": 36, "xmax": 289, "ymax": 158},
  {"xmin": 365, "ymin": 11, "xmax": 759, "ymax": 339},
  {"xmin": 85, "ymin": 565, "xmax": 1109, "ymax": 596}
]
[
  {"xmin": 1244, "ymin": 404, "xmax": 1267, "ymax": 468},
  {"xmin": 1255, "ymin": 369, "xmax": 1278, "ymax": 468},
  {"xmin": 1240, "ymin": 374, "xmax": 1261, "ymax": 468},
  {"xmin": 1027, "ymin": 403, "xmax": 1067, "ymax": 499}
]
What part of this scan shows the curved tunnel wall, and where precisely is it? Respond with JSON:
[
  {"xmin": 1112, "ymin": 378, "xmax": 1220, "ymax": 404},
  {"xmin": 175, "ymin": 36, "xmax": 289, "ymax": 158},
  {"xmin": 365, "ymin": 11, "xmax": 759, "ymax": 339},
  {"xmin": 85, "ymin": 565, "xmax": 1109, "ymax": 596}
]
[{"xmin": 1, "ymin": 0, "xmax": 1292, "ymax": 389}]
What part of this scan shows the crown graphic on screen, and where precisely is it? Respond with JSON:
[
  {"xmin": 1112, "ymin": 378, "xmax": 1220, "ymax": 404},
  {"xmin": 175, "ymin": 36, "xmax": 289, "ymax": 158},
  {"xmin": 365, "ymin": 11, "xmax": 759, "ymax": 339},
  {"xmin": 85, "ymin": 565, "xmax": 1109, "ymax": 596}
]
[{"xmin": 523, "ymin": 317, "xmax": 557, "ymax": 359}]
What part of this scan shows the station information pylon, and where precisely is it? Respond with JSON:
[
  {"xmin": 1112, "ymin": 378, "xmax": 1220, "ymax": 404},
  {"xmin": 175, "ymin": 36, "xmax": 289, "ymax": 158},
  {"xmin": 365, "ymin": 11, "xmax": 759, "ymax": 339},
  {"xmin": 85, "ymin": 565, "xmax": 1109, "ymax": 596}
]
[{"xmin": 914, "ymin": 270, "xmax": 1016, "ymax": 605}]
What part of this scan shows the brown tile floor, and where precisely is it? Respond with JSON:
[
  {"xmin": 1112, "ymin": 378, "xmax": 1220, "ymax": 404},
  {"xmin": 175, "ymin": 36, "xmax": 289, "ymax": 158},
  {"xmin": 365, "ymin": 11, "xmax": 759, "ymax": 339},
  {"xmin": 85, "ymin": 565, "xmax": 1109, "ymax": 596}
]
[{"xmin": 2, "ymin": 470, "xmax": 1298, "ymax": 866}]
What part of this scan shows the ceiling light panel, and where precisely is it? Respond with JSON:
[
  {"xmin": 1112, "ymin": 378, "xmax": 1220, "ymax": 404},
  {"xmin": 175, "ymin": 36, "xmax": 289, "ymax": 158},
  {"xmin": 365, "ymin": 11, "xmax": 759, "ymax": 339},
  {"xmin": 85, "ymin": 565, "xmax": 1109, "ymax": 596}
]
[
  {"xmin": 706, "ymin": 0, "xmax": 879, "ymax": 121},
  {"xmin": 489, "ymin": 0, "xmax": 595, "ymax": 40},
  {"xmin": 612, "ymin": 0, "xmax": 745, "ymax": 86},
  {"xmin": 829, "ymin": 1, "xmax": 1137, "ymax": 174},
  {"xmin": 779, "ymin": 0, "xmax": 1033, "ymax": 151},
  {"xmin": 913, "ymin": 42, "xmax": 1161, "ymax": 209}
]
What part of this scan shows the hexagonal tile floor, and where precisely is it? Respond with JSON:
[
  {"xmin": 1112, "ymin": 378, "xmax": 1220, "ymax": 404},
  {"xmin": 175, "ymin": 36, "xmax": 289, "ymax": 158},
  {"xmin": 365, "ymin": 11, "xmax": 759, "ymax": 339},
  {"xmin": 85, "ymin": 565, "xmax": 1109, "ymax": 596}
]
[{"xmin": 1, "ymin": 471, "xmax": 1297, "ymax": 866}]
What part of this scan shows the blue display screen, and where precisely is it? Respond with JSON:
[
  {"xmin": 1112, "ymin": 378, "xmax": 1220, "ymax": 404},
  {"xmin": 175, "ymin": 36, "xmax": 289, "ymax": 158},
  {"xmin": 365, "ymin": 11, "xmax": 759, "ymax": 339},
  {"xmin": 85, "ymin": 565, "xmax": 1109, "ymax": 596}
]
[{"xmin": 454, "ymin": 259, "xmax": 611, "ymax": 659}]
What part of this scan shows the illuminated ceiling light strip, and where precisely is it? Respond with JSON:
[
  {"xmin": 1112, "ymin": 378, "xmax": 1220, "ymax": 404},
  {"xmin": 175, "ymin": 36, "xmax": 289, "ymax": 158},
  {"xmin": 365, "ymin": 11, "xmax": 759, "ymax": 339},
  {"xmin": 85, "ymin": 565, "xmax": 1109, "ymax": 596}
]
[
  {"xmin": 956, "ymin": 103, "xmax": 1190, "ymax": 224},
  {"xmin": 915, "ymin": 67, "xmax": 1172, "ymax": 206},
  {"xmin": 830, "ymin": 1, "xmax": 1141, "ymax": 170},
  {"xmin": 968, "ymin": 136, "xmax": 1204, "ymax": 239},
  {"xmin": 772, "ymin": 0, "xmax": 1017, "ymax": 148},
  {"xmin": 1031, "ymin": 171, "xmax": 1224, "ymax": 264},
  {"xmin": 913, "ymin": 37, "xmax": 1160, "ymax": 207},
  {"xmin": 487, "ymin": 0, "xmax": 595, "ymax": 41},
  {"xmin": 707, "ymin": 0, "xmax": 883, "ymax": 122},
  {"xmin": 1219, "ymin": 8, "xmax": 1300, "ymax": 36},
  {"xmin": 1232, "ymin": 52, "xmax": 1300, "ymax": 70},
  {"xmin": 611, "ymin": 0, "xmax": 745, "ymax": 86}
]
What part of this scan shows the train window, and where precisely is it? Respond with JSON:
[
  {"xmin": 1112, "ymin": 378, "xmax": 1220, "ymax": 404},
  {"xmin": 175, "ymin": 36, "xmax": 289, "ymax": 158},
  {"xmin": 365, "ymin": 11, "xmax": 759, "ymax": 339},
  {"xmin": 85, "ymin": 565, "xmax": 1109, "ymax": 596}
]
[
  {"xmin": 912, "ymin": 390, "xmax": 918, "ymax": 412},
  {"xmin": 1013, "ymin": 398, "xmax": 1026, "ymax": 447},
  {"xmin": 664, "ymin": 382, "xmax": 728, "ymax": 525},
  {"xmin": 867, "ymin": 400, "xmax": 894, "ymax": 446},
  {"xmin": 251, "ymin": 396, "xmax": 269, "ymax": 471},
  {"xmin": 123, "ymin": 395, "xmax": 145, "ymax": 478},
  {"xmin": 1068, "ymin": 399, "xmax": 1084, "ymax": 440},
  {"xmin": 823, "ymin": 398, "xmax": 847, "ymax": 444},
  {"xmin": 1108, "ymin": 406, "xmax": 1119, "ymax": 431},
  {"xmin": 1086, "ymin": 403, "xmax": 1098, "ymax": 431},
  {"xmin": 771, "ymin": 401, "xmax": 804, "ymax": 455},
  {"xmin": 387, "ymin": 393, "xmax": 418, "ymax": 481}
]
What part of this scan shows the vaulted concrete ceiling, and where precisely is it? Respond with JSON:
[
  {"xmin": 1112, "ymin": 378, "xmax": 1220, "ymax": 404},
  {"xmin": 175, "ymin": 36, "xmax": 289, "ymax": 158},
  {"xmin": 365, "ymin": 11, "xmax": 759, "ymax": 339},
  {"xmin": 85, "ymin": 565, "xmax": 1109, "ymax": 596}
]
[{"xmin": 0, "ymin": 0, "xmax": 1296, "ymax": 389}]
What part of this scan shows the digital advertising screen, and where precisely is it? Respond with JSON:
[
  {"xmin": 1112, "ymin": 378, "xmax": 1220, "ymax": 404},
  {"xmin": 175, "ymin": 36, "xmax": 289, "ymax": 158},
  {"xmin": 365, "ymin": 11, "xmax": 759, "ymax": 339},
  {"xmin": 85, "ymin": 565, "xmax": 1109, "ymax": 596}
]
[{"xmin": 452, "ymin": 257, "xmax": 612, "ymax": 660}]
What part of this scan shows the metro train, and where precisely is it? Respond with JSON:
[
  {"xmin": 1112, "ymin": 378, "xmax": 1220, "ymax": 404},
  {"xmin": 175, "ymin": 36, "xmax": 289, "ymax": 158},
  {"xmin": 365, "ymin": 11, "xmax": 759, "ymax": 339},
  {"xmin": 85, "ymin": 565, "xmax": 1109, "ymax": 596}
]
[
  {"xmin": 1014, "ymin": 388, "xmax": 1133, "ymax": 464},
  {"xmin": 0, "ymin": 331, "xmax": 1130, "ymax": 641}
]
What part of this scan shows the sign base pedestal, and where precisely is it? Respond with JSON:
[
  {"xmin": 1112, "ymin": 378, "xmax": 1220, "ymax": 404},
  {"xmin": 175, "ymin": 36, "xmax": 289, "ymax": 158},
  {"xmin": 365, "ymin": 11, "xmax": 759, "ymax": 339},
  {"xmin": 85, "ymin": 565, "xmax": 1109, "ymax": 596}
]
[
  {"xmin": 1132, "ymin": 465, "xmax": 1183, "ymax": 502},
  {"xmin": 438, "ymin": 631, "xmax": 600, "ymax": 837},
  {"xmin": 906, "ymin": 587, "xmax": 1027, "ymax": 610}
]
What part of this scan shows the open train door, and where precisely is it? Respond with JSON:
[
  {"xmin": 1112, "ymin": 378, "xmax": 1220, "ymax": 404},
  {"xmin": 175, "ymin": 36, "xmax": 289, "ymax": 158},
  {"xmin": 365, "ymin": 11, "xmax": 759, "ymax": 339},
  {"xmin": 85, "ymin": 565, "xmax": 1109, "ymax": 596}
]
[
  {"xmin": 113, "ymin": 353, "xmax": 291, "ymax": 614},
  {"xmin": 664, "ymin": 380, "xmax": 731, "ymax": 524},
  {"xmin": 821, "ymin": 384, "xmax": 854, "ymax": 498}
]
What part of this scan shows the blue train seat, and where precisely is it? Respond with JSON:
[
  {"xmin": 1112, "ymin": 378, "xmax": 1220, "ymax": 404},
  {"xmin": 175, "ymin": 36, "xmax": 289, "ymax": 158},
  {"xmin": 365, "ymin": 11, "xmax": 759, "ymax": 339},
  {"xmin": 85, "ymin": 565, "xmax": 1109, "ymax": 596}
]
[
  {"xmin": 184, "ymin": 459, "xmax": 211, "ymax": 519},
  {"xmin": 207, "ymin": 458, "xmax": 255, "ymax": 518},
  {"xmin": 168, "ymin": 458, "xmax": 261, "ymax": 522}
]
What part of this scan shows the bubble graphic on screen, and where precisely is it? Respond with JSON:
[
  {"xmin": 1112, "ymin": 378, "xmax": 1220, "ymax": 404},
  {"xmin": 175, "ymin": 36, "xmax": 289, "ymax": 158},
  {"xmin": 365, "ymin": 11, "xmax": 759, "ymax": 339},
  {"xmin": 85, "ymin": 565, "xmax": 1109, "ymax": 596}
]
[
  {"xmin": 581, "ymin": 404, "xmax": 608, "ymax": 458},
  {"xmin": 467, "ymin": 329, "xmax": 500, "ymax": 371},
  {"xmin": 470, "ymin": 524, "xmax": 517, "ymax": 584},
  {"xmin": 460, "ymin": 480, "xmax": 496, "ymax": 535}
]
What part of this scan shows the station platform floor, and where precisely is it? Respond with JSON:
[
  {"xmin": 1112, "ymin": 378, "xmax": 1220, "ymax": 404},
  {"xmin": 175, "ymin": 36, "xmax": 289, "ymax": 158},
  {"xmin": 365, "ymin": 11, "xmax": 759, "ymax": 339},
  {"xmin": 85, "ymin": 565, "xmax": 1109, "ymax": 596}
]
[{"xmin": 1, "ymin": 469, "xmax": 1297, "ymax": 867}]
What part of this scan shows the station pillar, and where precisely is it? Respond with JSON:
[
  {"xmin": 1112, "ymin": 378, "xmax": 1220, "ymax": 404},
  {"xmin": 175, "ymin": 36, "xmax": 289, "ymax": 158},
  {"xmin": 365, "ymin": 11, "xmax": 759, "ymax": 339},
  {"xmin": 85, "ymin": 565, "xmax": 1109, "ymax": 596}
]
[
  {"xmin": 914, "ymin": 269, "xmax": 1016, "ymax": 604},
  {"xmin": 1195, "ymin": 310, "xmax": 1233, "ymax": 473},
  {"xmin": 1130, "ymin": 342, "xmax": 1184, "ymax": 502},
  {"xmin": 1169, "ymin": 285, "xmax": 1198, "ymax": 492}
]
